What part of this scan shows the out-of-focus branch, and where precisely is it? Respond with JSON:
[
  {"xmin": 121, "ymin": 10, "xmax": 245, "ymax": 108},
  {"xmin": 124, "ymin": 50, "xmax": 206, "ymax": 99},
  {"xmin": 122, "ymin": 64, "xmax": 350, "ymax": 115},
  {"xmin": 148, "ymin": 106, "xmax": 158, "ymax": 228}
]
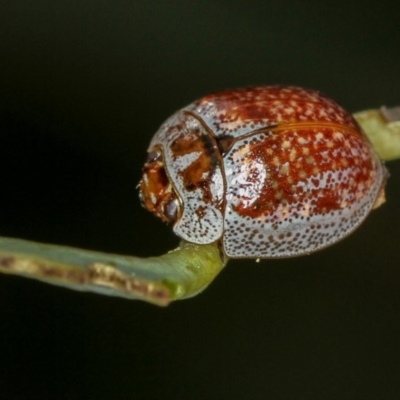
[{"xmin": 354, "ymin": 106, "xmax": 400, "ymax": 161}]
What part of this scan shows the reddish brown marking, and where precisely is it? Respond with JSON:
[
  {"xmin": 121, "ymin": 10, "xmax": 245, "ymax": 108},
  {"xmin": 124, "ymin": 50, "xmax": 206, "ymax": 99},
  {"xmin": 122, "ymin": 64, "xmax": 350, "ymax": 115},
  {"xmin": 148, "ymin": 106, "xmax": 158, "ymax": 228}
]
[
  {"xmin": 195, "ymin": 86, "xmax": 360, "ymax": 134},
  {"xmin": 170, "ymin": 127, "xmax": 222, "ymax": 207},
  {"xmin": 231, "ymin": 125, "xmax": 377, "ymax": 219}
]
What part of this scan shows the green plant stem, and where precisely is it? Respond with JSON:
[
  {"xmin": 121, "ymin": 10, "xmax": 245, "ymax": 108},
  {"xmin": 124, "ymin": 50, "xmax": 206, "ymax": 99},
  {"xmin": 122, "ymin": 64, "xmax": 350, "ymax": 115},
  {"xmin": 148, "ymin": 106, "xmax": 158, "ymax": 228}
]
[{"xmin": 0, "ymin": 237, "xmax": 227, "ymax": 306}]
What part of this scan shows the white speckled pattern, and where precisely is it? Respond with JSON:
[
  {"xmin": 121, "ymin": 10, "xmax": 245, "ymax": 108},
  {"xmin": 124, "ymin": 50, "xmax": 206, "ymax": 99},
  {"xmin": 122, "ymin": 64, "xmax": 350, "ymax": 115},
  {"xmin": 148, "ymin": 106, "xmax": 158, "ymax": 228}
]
[
  {"xmin": 144, "ymin": 86, "xmax": 387, "ymax": 258},
  {"xmin": 150, "ymin": 112, "xmax": 225, "ymax": 244}
]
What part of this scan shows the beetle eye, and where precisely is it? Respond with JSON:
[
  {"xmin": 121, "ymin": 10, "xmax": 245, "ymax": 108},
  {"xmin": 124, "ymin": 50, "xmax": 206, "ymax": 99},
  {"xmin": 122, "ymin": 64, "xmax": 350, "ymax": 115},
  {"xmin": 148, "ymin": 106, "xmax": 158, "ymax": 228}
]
[
  {"xmin": 146, "ymin": 150, "xmax": 162, "ymax": 164},
  {"xmin": 163, "ymin": 198, "xmax": 179, "ymax": 222}
]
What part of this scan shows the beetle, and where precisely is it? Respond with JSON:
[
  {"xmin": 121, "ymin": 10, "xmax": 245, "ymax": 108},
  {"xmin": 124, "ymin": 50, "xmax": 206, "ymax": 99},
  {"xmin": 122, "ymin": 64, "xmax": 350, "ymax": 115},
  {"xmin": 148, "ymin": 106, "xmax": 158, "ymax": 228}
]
[{"xmin": 139, "ymin": 86, "xmax": 388, "ymax": 258}]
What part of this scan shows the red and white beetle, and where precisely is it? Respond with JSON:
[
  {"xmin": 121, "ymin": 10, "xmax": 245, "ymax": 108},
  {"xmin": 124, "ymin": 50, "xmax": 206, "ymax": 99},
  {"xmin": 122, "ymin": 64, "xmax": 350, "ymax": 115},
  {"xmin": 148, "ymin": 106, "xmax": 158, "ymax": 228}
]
[{"xmin": 139, "ymin": 86, "xmax": 388, "ymax": 258}]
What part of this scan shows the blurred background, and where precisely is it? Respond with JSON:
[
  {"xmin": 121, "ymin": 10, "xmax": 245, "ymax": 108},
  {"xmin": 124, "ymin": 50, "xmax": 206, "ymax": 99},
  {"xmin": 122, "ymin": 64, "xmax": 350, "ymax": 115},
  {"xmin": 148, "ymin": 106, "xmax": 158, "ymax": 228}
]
[{"xmin": 0, "ymin": 1, "xmax": 400, "ymax": 399}]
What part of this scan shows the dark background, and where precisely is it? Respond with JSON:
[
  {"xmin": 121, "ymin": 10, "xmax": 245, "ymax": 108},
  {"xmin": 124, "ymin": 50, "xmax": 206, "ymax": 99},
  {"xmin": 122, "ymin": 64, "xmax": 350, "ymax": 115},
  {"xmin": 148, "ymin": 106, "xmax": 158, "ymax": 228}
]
[{"xmin": 0, "ymin": 1, "xmax": 400, "ymax": 399}]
